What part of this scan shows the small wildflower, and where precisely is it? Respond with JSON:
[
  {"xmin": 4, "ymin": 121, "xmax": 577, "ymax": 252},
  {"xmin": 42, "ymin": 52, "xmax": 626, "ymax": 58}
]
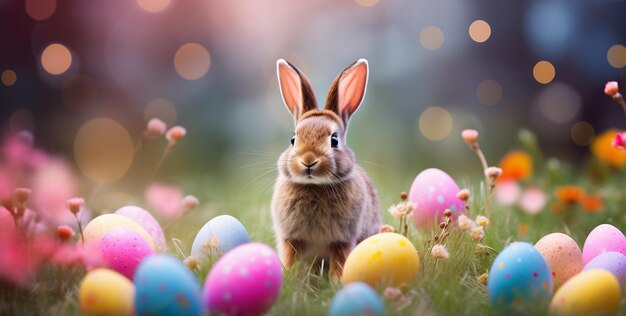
[
  {"xmin": 470, "ymin": 226, "xmax": 485, "ymax": 241},
  {"xmin": 485, "ymin": 166, "xmax": 503, "ymax": 179},
  {"xmin": 498, "ymin": 150, "xmax": 532, "ymax": 182},
  {"xmin": 456, "ymin": 189, "xmax": 470, "ymax": 202},
  {"xmin": 591, "ymin": 130, "xmax": 626, "ymax": 169},
  {"xmin": 517, "ymin": 223, "xmax": 529, "ymax": 236},
  {"xmin": 387, "ymin": 201, "xmax": 416, "ymax": 220},
  {"xmin": 203, "ymin": 236, "xmax": 220, "ymax": 250},
  {"xmin": 182, "ymin": 195, "xmax": 199, "ymax": 211},
  {"xmin": 475, "ymin": 215, "xmax": 489, "ymax": 227},
  {"xmin": 383, "ymin": 287, "xmax": 403, "ymax": 301},
  {"xmin": 57, "ymin": 225, "xmax": 75, "ymax": 241},
  {"xmin": 457, "ymin": 214, "xmax": 476, "ymax": 231},
  {"xmin": 183, "ymin": 256, "xmax": 198, "ymax": 270},
  {"xmin": 605, "ymin": 81, "xmax": 619, "ymax": 97},
  {"xmin": 478, "ymin": 272, "xmax": 488, "ymax": 285},
  {"xmin": 67, "ymin": 197, "xmax": 84, "ymax": 215},
  {"xmin": 581, "ymin": 195, "xmax": 604, "ymax": 213},
  {"xmin": 166, "ymin": 126, "xmax": 187, "ymax": 143},
  {"xmin": 400, "ymin": 192, "xmax": 408, "ymax": 201},
  {"xmin": 379, "ymin": 224, "xmax": 395, "ymax": 233},
  {"xmin": 612, "ymin": 132, "xmax": 626, "ymax": 151},
  {"xmin": 461, "ymin": 129, "xmax": 479, "ymax": 146},
  {"xmin": 14, "ymin": 188, "xmax": 31, "ymax": 204},
  {"xmin": 147, "ymin": 118, "xmax": 167, "ymax": 138},
  {"xmin": 431, "ymin": 244, "xmax": 449, "ymax": 259},
  {"xmin": 555, "ymin": 185, "xmax": 585, "ymax": 204},
  {"xmin": 443, "ymin": 208, "xmax": 453, "ymax": 218}
]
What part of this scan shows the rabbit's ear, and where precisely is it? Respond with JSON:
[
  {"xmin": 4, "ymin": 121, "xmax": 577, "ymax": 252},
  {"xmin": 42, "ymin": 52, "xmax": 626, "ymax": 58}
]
[
  {"xmin": 325, "ymin": 59, "xmax": 369, "ymax": 121},
  {"xmin": 277, "ymin": 59, "xmax": 317, "ymax": 121}
]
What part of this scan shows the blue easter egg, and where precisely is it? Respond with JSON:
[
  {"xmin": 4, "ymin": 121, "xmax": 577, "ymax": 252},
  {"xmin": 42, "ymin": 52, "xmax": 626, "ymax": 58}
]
[
  {"xmin": 328, "ymin": 282, "xmax": 385, "ymax": 316},
  {"xmin": 583, "ymin": 251, "xmax": 626, "ymax": 290},
  {"xmin": 488, "ymin": 242, "xmax": 553, "ymax": 311},
  {"xmin": 191, "ymin": 215, "xmax": 250, "ymax": 260},
  {"xmin": 134, "ymin": 254, "xmax": 203, "ymax": 316}
]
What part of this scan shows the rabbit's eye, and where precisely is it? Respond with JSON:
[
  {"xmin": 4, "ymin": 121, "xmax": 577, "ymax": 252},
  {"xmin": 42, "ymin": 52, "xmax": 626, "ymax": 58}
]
[
  {"xmin": 290, "ymin": 135, "xmax": 295, "ymax": 146},
  {"xmin": 331, "ymin": 133, "xmax": 339, "ymax": 148}
]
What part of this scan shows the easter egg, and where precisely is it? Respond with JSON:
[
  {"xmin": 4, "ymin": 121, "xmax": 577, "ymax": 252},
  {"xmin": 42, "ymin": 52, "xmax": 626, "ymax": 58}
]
[
  {"xmin": 328, "ymin": 282, "xmax": 385, "ymax": 316},
  {"xmin": 488, "ymin": 242, "xmax": 553, "ymax": 311},
  {"xmin": 582, "ymin": 224, "xmax": 626, "ymax": 265},
  {"xmin": 583, "ymin": 251, "xmax": 626, "ymax": 290},
  {"xmin": 134, "ymin": 254, "xmax": 203, "ymax": 316},
  {"xmin": 550, "ymin": 269, "xmax": 621, "ymax": 316},
  {"xmin": 341, "ymin": 233, "xmax": 419, "ymax": 289},
  {"xmin": 83, "ymin": 214, "xmax": 155, "ymax": 251},
  {"xmin": 203, "ymin": 243, "xmax": 282, "ymax": 316},
  {"xmin": 534, "ymin": 233, "xmax": 583, "ymax": 288},
  {"xmin": 408, "ymin": 168, "xmax": 464, "ymax": 227},
  {"xmin": 115, "ymin": 205, "xmax": 166, "ymax": 251},
  {"xmin": 79, "ymin": 268, "xmax": 134, "ymax": 316},
  {"xmin": 191, "ymin": 215, "xmax": 250, "ymax": 260},
  {"xmin": 99, "ymin": 227, "xmax": 154, "ymax": 279}
]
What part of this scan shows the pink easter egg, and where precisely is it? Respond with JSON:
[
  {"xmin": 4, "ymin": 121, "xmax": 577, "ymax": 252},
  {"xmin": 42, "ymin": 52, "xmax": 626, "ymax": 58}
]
[
  {"xmin": 99, "ymin": 227, "xmax": 154, "ymax": 280},
  {"xmin": 203, "ymin": 242, "xmax": 282, "ymax": 316},
  {"xmin": 409, "ymin": 168, "xmax": 465, "ymax": 227},
  {"xmin": 582, "ymin": 224, "xmax": 626, "ymax": 264},
  {"xmin": 535, "ymin": 232, "xmax": 583, "ymax": 288},
  {"xmin": 115, "ymin": 206, "xmax": 166, "ymax": 251}
]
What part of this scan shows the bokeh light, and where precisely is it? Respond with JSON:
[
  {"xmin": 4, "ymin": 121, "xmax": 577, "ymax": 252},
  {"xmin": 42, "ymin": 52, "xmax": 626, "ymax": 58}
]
[
  {"xmin": 92, "ymin": 191, "xmax": 136, "ymax": 213},
  {"xmin": 9, "ymin": 109, "xmax": 34, "ymax": 133},
  {"xmin": 74, "ymin": 118, "xmax": 134, "ymax": 184},
  {"xmin": 607, "ymin": 44, "xmax": 626, "ymax": 68},
  {"xmin": 1, "ymin": 70, "xmax": 17, "ymax": 86},
  {"xmin": 25, "ymin": 0, "xmax": 56, "ymax": 21},
  {"xmin": 537, "ymin": 82, "xmax": 581, "ymax": 124},
  {"xmin": 144, "ymin": 99, "xmax": 177, "ymax": 126},
  {"xmin": 525, "ymin": 1, "xmax": 575, "ymax": 58},
  {"xmin": 468, "ymin": 20, "xmax": 491, "ymax": 43},
  {"xmin": 420, "ymin": 26, "xmax": 445, "ymax": 50},
  {"xmin": 174, "ymin": 43, "xmax": 211, "ymax": 80},
  {"xmin": 41, "ymin": 43, "xmax": 72, "ymax": 75},
  {"xmin": 136, "ymin": 0, "xmax": 171, "ymax": 13},
  {"xmin": 533, "ymin": 60, "xmax": 555, "ymax": 84},
  {"xmin": 418, "ymin": 106, "xmax": 453, "ymax": 141},
  {"xmin": 61, "ymin": 75, "xmax": 98, "ymax": 110},
  {"xmin": 476, "ymin": 79, "xmax": 502, "ymax": 106},
  {"xmin": 355, "ymin": 0, "xmax": 380, "ymax": 7},
  {"xmin": 570, "ymin": 121, "xmax": 595, "ymax": 146}
]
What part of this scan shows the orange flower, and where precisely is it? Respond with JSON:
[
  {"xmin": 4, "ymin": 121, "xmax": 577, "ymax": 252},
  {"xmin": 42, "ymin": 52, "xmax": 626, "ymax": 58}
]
[
  {"xmin": 518, "ymin": 223, "xmax": 529, "ymax": 237},
  {"xmin": 555, "ymin": 185, "xmax": 586, "ymax": 204},
  {"xmin": 498, "ymin": 150, "xmax": 532, "ymax": 182},
  {"xmin": 591, "ymin": 129, "xmax": 626, "ymax": 169},
  {"xmin": 581, "ymin": 195, "xmax": 604, "ymax": 213}
]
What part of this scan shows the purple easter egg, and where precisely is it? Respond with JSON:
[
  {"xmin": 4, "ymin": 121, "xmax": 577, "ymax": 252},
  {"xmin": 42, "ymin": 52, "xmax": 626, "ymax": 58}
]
[
  {"xmin": 203, "ymin": 243, "xmax": 282, "ymax": 316},
  {"xmin": 100, "ymin": 227, "xmax": 154, "ymax": 280},
  {"xmin": 115, "ymin": 206, "xmax": 166, "ymax": 252},
  {"xmin": 582, "ymin": 224, "xmax": 626, "ymax": 264},
  {"xmin": 583, "ymin": 251, "xmax": 626, "ymax": 289},
  {"xmin": 409, "ymin": 168, "xmax": 465, "ymax": 227}
]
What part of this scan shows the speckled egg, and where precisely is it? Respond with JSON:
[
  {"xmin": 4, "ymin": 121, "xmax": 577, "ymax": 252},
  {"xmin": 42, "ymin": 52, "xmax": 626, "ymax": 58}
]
[
  {"xmin": 83, "ymin": 214, "xmax": 155, "ymax": 251},
  {"xmin": 582, "ymin": 224, "xmax": 626, "ymax": 264},
  {"xmin": 409, "ymin": 168, "xmax": 465, "ymax": 227},
  {"xmin": 99, "ymin": 227, "xmax": 154, "ymax": 279},
  {"xmin": 341, "ymin": 233, "xmax": 419, "ymax": 289},
  {"xmin": 203, "ymin": 242, "xmax": 282, "ymax": 316},
  {"xmin": 191, "ymin": 215, "xmax": 250, "ymax": 260},
  {"xmin": 488, "ymin": 242, "xmax": 553, "ymax": 311},
  {"xmin": 534, "ymin": 233, "xmax": 583, "ymax": 288},
  {"xmin": 550, "ymin": 269, "xmax": 621, "ymax": 316},
  {"xmin": 134, "ymin": 254, "xmax": 203, "ymax": 316},
  {"xmin": 79, "ymin": 268, "xmax": 135, "ymax": 316},
  {"xmin": 115, "ymin": 205, "xmax": 166, "ymax": 251},
  {"xmin": 583, "ymin": 251, "xmax": 626, "ymax": 290},
  {"xmin": 328, "ymin": 282, "xmax": 385, "ymax": 316}
]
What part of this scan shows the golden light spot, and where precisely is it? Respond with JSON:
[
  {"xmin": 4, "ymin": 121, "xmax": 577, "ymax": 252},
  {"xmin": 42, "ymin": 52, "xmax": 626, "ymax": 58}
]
[
  {"xmin": 533, "ymin": 60, "xmax": 555, "ymax": 84},
  {"xmin": 144, "ymin": 99, "xmax": 177, "ymax": 126},
  {"xmin": 74, "ymin": 118, "xmax": 134, "ymax": 183},
  {"xmin": 1, "ymin": 70, "xmax": 17, "ymax": 86},
  {"xmin": 136, "ymin": 0, "xmax": 171, "ymax": 13},
  {"xmin": 476, "ymin": 79, "xmax": 502, "ymax": 106},
  {"xmin": 570, "ymin": 121, "xmax": 595, "ymax": 146},
  {"xmin": 355, "ymin": 0, "xmax": 380, "ymax": 7},
  {"xmin": 420, "ymin": 26, "xmax": 445, "ymax": 50},
  {"xmin": 174, "ymin": 43, "xmax": 211, "ymax": 80},
  {"xmin": 607, "ymin": 44, "xmax": 626, "ymax": 68},
  {"xmin": 418, "ymin": 106, "xmax": 453, "ymax": 141},
  {"xmin": 469, "ymin": 20, "xmax": 491, "ymax": 43},
  {"xmin": 25, "ymin": 0, "xmax": 56, "ymax": 21},
  {"xmin": 41, "ymin": 43, "xmax": 72, "ymax": 75},
  {"xmin": 62, "ymin": 75, "xmax": 98, "ymax": 110}
]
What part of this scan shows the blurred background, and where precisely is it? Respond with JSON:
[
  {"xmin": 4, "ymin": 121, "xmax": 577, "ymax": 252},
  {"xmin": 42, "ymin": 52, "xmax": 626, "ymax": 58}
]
[{"xmin": 1, "ymin": 0, "xmax": 626, "ymax": 211}]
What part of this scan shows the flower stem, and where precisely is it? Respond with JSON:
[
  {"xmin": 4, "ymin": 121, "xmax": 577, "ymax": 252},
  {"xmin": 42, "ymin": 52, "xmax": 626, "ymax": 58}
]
[
  {"xmin": 75, "ymin": 214, "xmax": 84, "ymax": 245},
  {"xmin": 152, "ymin": 143, "xmax": 175, "ymax": 178},
  {"xmin": 613, "ymin": 93, "xmax": 626, "ymax": 115}
]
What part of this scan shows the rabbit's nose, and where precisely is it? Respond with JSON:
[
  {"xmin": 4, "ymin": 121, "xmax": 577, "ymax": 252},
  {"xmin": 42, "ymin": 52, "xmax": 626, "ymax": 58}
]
[{"xmin": 300, "ymin": 159, "xmax": 318, "ymax": 169}]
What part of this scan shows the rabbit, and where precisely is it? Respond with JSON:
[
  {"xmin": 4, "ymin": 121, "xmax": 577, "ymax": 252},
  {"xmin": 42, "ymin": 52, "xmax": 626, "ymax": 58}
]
[{"xmin": 271, "ymin": 58, "xmax": 381, "ymax": 280}]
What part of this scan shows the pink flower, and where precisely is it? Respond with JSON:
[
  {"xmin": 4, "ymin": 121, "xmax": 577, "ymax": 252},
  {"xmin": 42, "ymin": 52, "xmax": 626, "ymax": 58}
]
[
  {"xmin": 147, "ymin": 118, "xmax": 167, "ymax": 138},
  {"xmin": 145, "ymin": 183, "xmax": 184, "ymax": 219},
  {"xmin": 182, "ymin": 195, "xmax": 199, "ymax": 211},
  {"xmin": 494, "ymin": 180, "xmax": 521, "ymax": 206},
  {"xmin": 32, "ymin": 159, "xmax": 82, "ymax": 226},
  {"xmin": 166, "ymin": 126, "xmax": 186, "ymax": 143},
  {"xmin": 612, "ymin": 132, "xmax": 626, "ymax": 151},
  {"xmin": 519, "ymin": 187, "xmax": 547, "ymax": 214},
  {"xmin": 485, "ymin": 166, "xmax": 503, "ymax": 179},
  {"xmin": 462, "ymin": 129, "xmax": 479, "ymax": 146},
  {"xmin": 605, "ymin": 81, "xmax": 619, "ymax": 97}
]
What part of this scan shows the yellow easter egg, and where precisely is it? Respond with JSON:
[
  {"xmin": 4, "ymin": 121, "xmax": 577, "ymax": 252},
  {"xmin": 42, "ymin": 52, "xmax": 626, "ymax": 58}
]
[
  {"xmin": 550, "ymin": 269, "xmax": 621, "ymax": 316},
  {"xmin": 83, "ymin": 214, "xmax": 155, "ymax": 250},
  {"xmin": 79, "ymin": 269, "xmax": 135, "ymax": 316},
  {"xmin": 341, "ymin": 233, "xmax": 419, "ymax": 288}
]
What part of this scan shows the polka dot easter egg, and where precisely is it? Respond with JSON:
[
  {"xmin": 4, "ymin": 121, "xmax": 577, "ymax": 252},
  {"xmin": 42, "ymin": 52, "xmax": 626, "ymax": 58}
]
[
  {"xmin": 583, "ymin": 251, "xmax": 626, "ymax": 290},
  {"xmin": 79, "ymin": 269, "xmax": 135, "ymax": 316},
  {"xmin": 203, "ymin": 242, "xmax": 282, "ymax": 316},
  {"xmin": 550, "ymin": 270, "xmax": 621, "ymax": 316},
  {"xmin": 115, "ymin": 205, "xmax": 166, "ymax": 251},
  {"xmin": 83, "ymin": 214, "xmax": 155, "ymax": 251},
  {"xmin": 191, "ymin": 215, "xmax": 250, "ymax": 260},
  {"xmin": 488, "ymin": 242, "xmax": 553, "ymax": 311},
  {"xmin": 99, "ymin": 227, "xmax": 154, "ymax": 279},
  {"xmin": 134, "ymin": 254, "xmax": 203, "ymax": 316},
  {"xmin": 328, "ymin": 282, "xmax": 385, "ymax": 316},
  {"xmin": 534, "ymin": 233, "xmax": 583, "ymax": 288},
  {"xmin": 582, "ymin": 224, "xmax": 626, "ymax": 264},
  {"xmin": 409, "ymin": 168, "xmax": 464, "ymax": 227}
]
